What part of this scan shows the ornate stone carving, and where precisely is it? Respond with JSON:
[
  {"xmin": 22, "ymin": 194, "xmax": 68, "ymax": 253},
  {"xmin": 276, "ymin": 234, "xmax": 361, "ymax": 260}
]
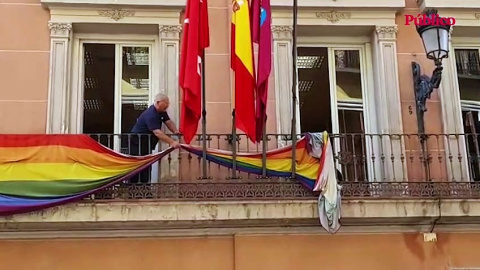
[
  {"xmin": 315, "ymin": 11, "xmax": 351, "ymax": 23},
  {"xmin": 48, "ymin": 22, "xmax": 72, "ymax": 37},
  {"xmin": 475, "ymin": 13, "xmax": 480, "ymax": 19},
  {"xmin": 159, "ymin": 25, "xmax": 182, "ymax": 39},
  {"xmin": 98, "ymin": 9, "xmax": 135, "ymax": 21},
  {"xmin": 272, "ymin": 25, "xmax": 293, "ymax": 39},
  {"xmin": 375, "ymin": 25, "xmax": 398, "ymax": 40}
]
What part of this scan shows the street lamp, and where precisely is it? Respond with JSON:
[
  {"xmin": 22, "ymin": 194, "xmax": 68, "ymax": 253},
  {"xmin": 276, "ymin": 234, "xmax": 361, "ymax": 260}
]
[
  {"xmin": 411, "ymin": 9, "xmax": 451, "ymax": 181},
  {"xmin": 412, "ymin": 9, "xmax": 452, "ymax": 134},
  {"xmin": 417, "ymin": 10, "xmax": 451, "ymax": 65}
]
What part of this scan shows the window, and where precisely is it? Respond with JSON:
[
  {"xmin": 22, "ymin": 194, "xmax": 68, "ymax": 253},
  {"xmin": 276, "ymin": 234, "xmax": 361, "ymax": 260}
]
[
  {"xmin": 454, "ymin": 48, "xmax": 480, "ymax": 181},
  {"xmin": 298, "ymin": 47, "xmax": 369, "ymax": 181},
  {"xmin": 81, "ymin": 43, "xmax": 153, "ymax": 152}
]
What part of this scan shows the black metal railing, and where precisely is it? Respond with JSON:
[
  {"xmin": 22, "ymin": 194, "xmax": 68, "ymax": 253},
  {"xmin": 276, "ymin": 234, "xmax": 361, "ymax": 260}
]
[
  {"xmin": 91, "ymin": 181, "xmax": 480, "ymax": 200},
  {"xmin": 84, "ymin": 132, "xmax": 480, "ymax": 200}
]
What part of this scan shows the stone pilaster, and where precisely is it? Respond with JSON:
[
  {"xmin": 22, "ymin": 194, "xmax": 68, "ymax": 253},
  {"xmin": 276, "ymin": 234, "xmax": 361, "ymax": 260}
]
[
  {"xmin": 272, "ymin": 25, "xmax": 298, "ymax": 146},
  {"xmin": 46, "ymin": 22, "xmax": 72, "ymax": 134},
  {"xmin": 373, "ymin": 25, "xmax": 406, "ymax": 181},
  {"xmin": 438, "ymin": 26, "xmax": 470, "ymax": 181},
  {"xmin": 157, "ymin": 25, "xmax": 182, "ymax": 181}
]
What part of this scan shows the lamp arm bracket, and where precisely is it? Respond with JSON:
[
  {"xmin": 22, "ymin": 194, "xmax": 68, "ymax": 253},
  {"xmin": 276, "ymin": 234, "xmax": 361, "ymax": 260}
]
[{"xmin": 411, "ymin": 62, "xmax": 443, "ymax": 113}]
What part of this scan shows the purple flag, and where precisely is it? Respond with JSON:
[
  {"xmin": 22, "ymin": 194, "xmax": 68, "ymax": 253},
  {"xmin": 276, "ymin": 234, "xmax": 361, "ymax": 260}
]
[{"xmin": 251, "ymin": 0, "xmax": 272, "ymax": 142}]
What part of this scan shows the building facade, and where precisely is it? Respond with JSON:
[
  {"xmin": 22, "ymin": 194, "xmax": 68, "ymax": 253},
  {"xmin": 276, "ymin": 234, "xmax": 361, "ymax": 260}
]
[{"xmin": 0, "ymin": 0, "xmax": 480, "ymax": 269}]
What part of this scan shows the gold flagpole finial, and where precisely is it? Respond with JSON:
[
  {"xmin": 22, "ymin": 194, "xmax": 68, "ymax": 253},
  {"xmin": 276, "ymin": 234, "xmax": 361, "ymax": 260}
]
[{"xmin": 232, "ymin": 0, "xmax": 240, "ymax": 12}]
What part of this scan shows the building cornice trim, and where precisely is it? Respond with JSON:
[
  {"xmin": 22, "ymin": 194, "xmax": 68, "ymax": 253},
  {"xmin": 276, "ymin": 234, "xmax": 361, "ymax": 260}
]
[
  {"xmin": 3, "ymin": 224, "xmax": 480, "ymax": 240},
  {"xmin": 41, "ymin": 0, "xmax": 186, "ymax": 9}
]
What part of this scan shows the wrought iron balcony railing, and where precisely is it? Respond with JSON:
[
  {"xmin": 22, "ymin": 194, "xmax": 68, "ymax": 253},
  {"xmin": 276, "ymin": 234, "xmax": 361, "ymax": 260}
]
[{"xmin": 85, "ymin": 132, "xmax": 480, "ymax": 201}]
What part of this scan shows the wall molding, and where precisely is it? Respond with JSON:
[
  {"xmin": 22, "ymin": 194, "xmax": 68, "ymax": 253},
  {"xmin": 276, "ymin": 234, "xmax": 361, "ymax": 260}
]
[
  {"xmin": 97, "ymin": 8, "xmax": 135, "ymax": 21},
  {"xmin": 4, "ymin": 224, "xmax": 480, "ymax": 239},
  {"xmin": 2, "ymin": 199, "xmax": 480, "ymax": 239}
]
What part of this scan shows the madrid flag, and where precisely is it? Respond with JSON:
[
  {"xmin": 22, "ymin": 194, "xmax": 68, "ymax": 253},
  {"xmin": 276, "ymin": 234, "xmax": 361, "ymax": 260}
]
[
  {"xmin": 179, "ymin": 0, "xmax": 210, "ymax": 144},
  {"xmin": 251, "ymin": 0, "xmax": 272, "ymax": 142},
  {"xmin": 231, "ymin": 0, "xmax": 257, "ymax": 143}
]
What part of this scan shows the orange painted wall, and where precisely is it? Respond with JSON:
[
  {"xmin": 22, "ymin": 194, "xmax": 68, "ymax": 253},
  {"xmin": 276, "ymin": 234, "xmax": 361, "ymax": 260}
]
[
  {"xmin": 1, "ymin": 233, "xmax": 480, "ymax": 270},
  {"xmin": 0, "ymin": 0, "xmax": 50, "ymax": 133}
]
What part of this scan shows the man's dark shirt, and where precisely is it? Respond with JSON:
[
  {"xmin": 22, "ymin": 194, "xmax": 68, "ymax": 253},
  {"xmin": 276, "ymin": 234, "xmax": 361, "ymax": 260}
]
[
  {"xmin": 130, "ymin": 105, "xmax": 170, "ymax": 150},
  {"xmin": 131, "ymin": 105, "xmax": 170, "ymax": 134}
]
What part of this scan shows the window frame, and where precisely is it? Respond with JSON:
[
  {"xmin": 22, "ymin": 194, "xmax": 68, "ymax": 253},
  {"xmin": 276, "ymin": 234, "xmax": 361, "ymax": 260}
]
[
  {"xmin": 70, "ymin": 33, "xmax": 159, "ymax": 135},
  {"xmin": 296, "ymin": 42, "xmax": 377, "ymax": 180},
  {"xmin": 454, "ymin": 47, "xmax": 480, "ymax": 115},
  {"xmin": 447, "ymin": 44, "xmax": 480, "ymax": 181},
  {"xmin": 294, "ymin": 42, "xmax": 376, "ymax": 135}
]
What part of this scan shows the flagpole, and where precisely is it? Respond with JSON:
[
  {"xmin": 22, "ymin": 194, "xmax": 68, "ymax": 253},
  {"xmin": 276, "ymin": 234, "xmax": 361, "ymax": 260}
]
[
  {"xmin": 201, "ymin": 49, "xmax": 208, "ymax": 179},
  {"xmin": 231, "ymin": 109, "xmax": 238, "ymax": 179},
  {"xmin": 290, "ymin": 0, "xmax": 298, "ymax": 178},
  {"xmin": 261, "ymin": 118, "xmax": 267, "ymax": 178}
]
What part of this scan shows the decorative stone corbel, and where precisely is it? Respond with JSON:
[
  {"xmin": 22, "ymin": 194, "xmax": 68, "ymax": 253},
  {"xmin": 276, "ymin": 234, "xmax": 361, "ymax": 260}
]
[
  {"xmin": 375, "ymin": 25, "xmax": 398, "ymax": 41},
  {"xmin": 271, "ymin": 25, "xmax": 293, "ymax": 40},
  {"xmin": 48, "ymin": 22, "xmax": 72, "ymax": 38}
]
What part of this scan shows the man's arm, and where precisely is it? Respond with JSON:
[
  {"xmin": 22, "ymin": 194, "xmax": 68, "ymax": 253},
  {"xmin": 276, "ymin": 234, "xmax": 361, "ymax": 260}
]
[
  {"xmin": 164, "ymin": 120, "xmax": 179, "ymax": 134},
  {"xmin": 146, "ymin": 113, "xmax": 178, "ymax": 147},
  {"xmin": 151, "ymin": 129, "xmax": 176, "ymax": 145}
]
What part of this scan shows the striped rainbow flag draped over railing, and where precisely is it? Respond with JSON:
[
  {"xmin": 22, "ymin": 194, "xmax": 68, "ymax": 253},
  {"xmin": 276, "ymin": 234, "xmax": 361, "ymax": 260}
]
[
  {"xmin": 181, "ymin": 132, "xmax": 341, "ymax": 233},
  {"xmin": 0, "ymin": 133, "xmax": 336, "ymax": 220},
  {"xmin": 0, "ymin": 135, "xmax": 173, "ymax": 216},
  {"xmin": 180, "ymin": 133, "xmax": 333, "ymax": 190}
]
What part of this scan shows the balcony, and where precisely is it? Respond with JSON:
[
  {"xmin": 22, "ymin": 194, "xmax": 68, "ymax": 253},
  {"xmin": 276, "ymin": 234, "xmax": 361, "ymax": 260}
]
[{"xmin": 1, "ymin": 132, "xmax": 480, "ymax": 236}]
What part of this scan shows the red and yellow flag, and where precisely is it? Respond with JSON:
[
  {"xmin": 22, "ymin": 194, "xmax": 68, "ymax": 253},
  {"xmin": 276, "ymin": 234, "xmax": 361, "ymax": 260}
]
[{"xmin": 231, "ymin": 0, "xmax": 257, "ymax": 143}]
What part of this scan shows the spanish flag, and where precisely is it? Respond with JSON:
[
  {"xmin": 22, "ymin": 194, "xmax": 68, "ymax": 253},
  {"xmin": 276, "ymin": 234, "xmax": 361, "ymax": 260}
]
[{"xmin": 231, "ymin": 0, "xmax": 257, "ymax": 143}]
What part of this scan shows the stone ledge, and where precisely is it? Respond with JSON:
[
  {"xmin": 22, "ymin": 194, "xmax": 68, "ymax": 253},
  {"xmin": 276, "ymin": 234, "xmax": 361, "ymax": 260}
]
[
  {"xmin": 4, "ymin": 224, "xmax": 480, "ymax": 239},
  {"xmin": 1, "ymin": 199, "xmax": 479, "ymax": 233},
  {"xmin": 418, "ymin": 0, "xmax": 480, "ymax": 11},
  {"xmin": 41, "ymin": 0, "xmax": 186, "ymax": 8},
  {"xmin": 271, "ymin": 0, "xmax": 405, "ymax": 8}
]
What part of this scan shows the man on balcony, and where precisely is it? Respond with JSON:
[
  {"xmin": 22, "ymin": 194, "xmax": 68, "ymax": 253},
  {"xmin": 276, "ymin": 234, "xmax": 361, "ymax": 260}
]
[{"xmin": 129, "ymin": 93, "xmax": 180, "ymax": 184}]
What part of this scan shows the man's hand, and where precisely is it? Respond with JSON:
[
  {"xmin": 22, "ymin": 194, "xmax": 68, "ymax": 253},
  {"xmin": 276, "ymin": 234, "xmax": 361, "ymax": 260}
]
[{"xmin": 169, "ymin": 140, "xmax": 181, "ymax": 149}]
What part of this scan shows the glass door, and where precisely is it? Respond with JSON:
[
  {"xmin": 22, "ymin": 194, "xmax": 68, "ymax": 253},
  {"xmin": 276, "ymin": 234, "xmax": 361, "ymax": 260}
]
[
  {"xmin": 81, "ymin": 43, "xmax": 153, "ymax": 152},
  {"xmin": 328, "ymin": 48, "xmax": 369, "ymax": 182},
  {"xmin": 454, "ymin": 48, "xmax": 480, "ymax": 181},
  {"xmin": 115, "ymin": 45, "xmax": 152, "ymax": 152}
]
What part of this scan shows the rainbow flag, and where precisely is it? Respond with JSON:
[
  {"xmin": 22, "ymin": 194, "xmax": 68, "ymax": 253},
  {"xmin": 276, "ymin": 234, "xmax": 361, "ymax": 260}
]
[
  {"xmin": 181, "ymin": 134, "xmax": 333, "ymax": 190},
  {"xmin": 0, "ymin": 135, "xmax": 173, "ymax": 216}
]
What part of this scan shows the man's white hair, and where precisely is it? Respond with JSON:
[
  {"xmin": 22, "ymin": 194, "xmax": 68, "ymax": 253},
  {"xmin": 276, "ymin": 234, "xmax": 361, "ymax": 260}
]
[{"xmin": 154, "ymin": 92, "xmax": 169, "ymax": 102}]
